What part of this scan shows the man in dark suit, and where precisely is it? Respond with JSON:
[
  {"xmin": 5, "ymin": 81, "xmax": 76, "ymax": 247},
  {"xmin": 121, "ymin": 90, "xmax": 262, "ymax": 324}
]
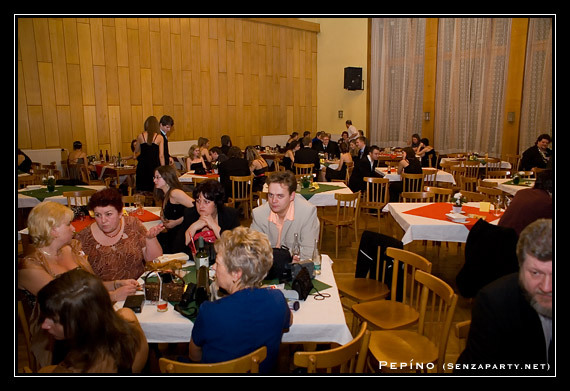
[
  {"xmin": 159, "ymin": 115, "xmax": 174, "ymax": 166},
  {"xmin": 294, "ymin": 137, "xmax": 320, "ymax": 174},
  {"xmin": 348, "ymin": 145, "xmax": 381, "ymax": 193},
  {"xmin": 353, "ymin": 136, "xmax": 369, "ymax": 161},
  {"xmin": 218, "ymin": 146, "xmax": 251, "ymax": 202},
  {"xmin": 315, "ymin": 133, "xmax": 340, "ymax": 158},
  {"xmin": 455, "ymin": 219, "xmax": 552, "ymax": 375}
]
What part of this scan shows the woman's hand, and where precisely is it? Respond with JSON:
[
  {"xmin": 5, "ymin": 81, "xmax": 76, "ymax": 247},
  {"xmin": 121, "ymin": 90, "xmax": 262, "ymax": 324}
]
[
  {"xmin": 146, "ymin": 223, "xmax": 165, "ymax": 239},
  {"xmin": 185, "ymin": 219, "xmax": 208, "ymax": 245},
  {"xmin": 198, "ymin": 215, "xmax": 221, "ymax": 238},
  {"xmin": 110, "ymin": 279, "xmax": 140, "ymax": 301}
]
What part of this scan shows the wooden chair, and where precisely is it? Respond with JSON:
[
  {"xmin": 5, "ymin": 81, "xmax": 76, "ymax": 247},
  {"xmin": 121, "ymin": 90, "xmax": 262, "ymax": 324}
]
[
  {"xmin": 400, "ymin": 192, "xmax": 435, "ymax": 203},
  {"xmin": 448, "ymin": 165, "xmax": 465, "ymax": 192},
  {"xmin": 486, "ymin": 170, "xmax": 510, "ymax": 179},
  {"xmin": 483, "ymin": 157, "xmax": 502, "ymax": 176},
  {"xmin": 359, "ymin": 177, "xmax": 389, "ymax": 231},
  {"xmin": 331, "ymin": 160, "xmax": 354, "ymax": 185},
  {"xmin": 460, "ymin": 175, "xmax": 478, "ymax": 192},
  {"xmin": 462, "ymin": 160, "xmax": 480, "ymax": 178},
  {"xmin": 336, "ymin": 246, "xmax": 390, "ymax": 309},
  {"xmin": 352, "ymin": 248, "xmax": 432, "ymax": 332},
  {"xmin": 504, "ymin": 154, "xmax": 520, "ymax": 171},
  {"xmin": 421, "ymin": 168, "xmax": 438, "ymax": 189},
  {"xmin": 256, "ymin": 190, "xmax": 267, "ymax": 207},
  {"xmin": 461, "ymin": 190, "xmax": 486, "ymax": 202},
  {"xmin": 478, "ymin": 179, "xmax": 498, "ymax": 188},
  {"xmin": 63, "ymin": 190, "xmax": 97, "ymax": 207},
  {"xmin": 319, "ymin": 192, "xmax": 360, "ymax": 258},
  {"xmin": 294, "ymin": 163, "xmax": 314, "ymax": 175},
  {"xmin": 192, "ymin": 176, "xmax": 210, "ymax": 186},
  {"xmin": 293, "ymin": 322, "xmax": 371, "ymax": 374},
  {"xmin": 531, "ymin": 167, "xmax": 546, "ymax": 176},
  {"xmin": 368, "ymin": 270, "xmax": 458, "ymax": 373},
  {"xmin": 424, "ymin": 186, "xmax": 452, "ymax": 203},
  {"xmin": 518, "ymin": 171, "xmax": 535, "ymax": 178},
  {"xmin": 230, "ymin": 175, "xmax": 253, "ymax": 220},
  {"xmin": 18, "ymin": 174, "xmax": 38, "ymax": 189},
  {"xmin": 455, "ymin": 320, "xmax": 471, "ymax": 352},
  {"xmin": 477, "ymin": 186, "xmax": 504, "ymax": 203},
  {"xmin": 122, "ymin": 195, "xmax": 136, "ymax": 206},
  {"xmin": 159, "ymin": 346, "xmax": 267, "ymax": 373},
  {"xmin": 80, "ymin": 165, "xmax": 105, "ymax": 186},
  {"xmin": 401, "ymin": 173, "xmax": 424, "ymax": 193},
  {"xmin": 17, "ymin": 300, "xmax": 37, "ymax": 372}
]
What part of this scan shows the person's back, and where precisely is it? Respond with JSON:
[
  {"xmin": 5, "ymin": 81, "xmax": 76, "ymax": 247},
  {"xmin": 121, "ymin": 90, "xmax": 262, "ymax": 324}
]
[
  {"xmin": 192, "ymin": 287, "xmax": 289, "ymax": 373},
  {"xmin": 218, "ymin": 148, "xmax": 250, "ymax": 201}
]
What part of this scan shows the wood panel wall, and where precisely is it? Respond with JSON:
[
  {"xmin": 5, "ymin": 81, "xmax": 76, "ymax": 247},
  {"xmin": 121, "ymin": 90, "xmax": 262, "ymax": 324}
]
[{"xmin": 17, "ymin": 17, "xmax": 319, "ymax": 156}]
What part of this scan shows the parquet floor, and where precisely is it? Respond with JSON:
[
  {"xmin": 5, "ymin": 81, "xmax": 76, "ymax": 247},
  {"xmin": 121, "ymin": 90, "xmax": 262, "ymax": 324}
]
[{"xmin": 16, "ymin": 208, "xmax": 472, "ymax": 374}]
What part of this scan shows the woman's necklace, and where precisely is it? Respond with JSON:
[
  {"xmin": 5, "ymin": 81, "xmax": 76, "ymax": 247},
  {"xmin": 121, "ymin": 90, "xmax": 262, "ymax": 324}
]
[{"xmin": 103, "ymin": 217, "xmax": 123, "ymax": 238}]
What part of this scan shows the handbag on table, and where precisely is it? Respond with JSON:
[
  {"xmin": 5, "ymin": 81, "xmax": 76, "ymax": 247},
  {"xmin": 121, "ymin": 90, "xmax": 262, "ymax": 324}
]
[{"xmin": 144, "ymin": 271, "xmax": 185, "ymax": 302}]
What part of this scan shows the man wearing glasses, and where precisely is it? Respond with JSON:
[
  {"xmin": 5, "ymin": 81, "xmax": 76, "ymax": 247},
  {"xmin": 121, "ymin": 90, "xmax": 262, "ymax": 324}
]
[{"xmin": 250, "ymin": 171, "xmax": 319, "ymax": 262}]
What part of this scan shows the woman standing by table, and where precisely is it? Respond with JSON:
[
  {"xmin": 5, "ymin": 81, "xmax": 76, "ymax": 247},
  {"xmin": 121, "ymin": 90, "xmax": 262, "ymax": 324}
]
[
  {"xmin": 76, "ymin": 187, "xmax": 164, "ymax": 281},
  {"xmin": 153, "ymin": 165, "xmax": 195, "ymax": 254},
  {"xmin": 135, "ymin": 116, "xmax": 165, "ymax": 193},
  {"xmin": 188, "ymin": 226, "xmax": 292, "ymax": 374}
]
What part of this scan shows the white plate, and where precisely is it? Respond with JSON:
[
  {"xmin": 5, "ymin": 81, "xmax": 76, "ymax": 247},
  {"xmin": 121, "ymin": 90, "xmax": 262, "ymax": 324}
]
[
  {"xmin": 445, "ymin": 213, "xmax": 467, "ymax": 223},
  {"xmin": 25, "ymin": 185, "xmax": 42, "ymax": 190}
]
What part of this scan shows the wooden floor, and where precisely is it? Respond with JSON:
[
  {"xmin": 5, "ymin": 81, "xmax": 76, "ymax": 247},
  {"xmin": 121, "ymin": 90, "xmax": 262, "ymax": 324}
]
[{"xmin": 16, "ymin": 208, "xmax": 472, "ymax": 374}]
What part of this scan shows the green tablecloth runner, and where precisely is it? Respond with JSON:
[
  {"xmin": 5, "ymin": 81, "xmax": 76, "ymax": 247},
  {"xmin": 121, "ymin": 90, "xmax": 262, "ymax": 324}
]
[
  {"xmin": 19, "ymin": 185, "xmax": 93, "ymax": 201},
  {"xmin": 503, "ymin": 178, "xmax": 535, "ymax": 187},
  {"xmin": 298, "ymin": 184, "xmax": 344, "ymax": 200}
]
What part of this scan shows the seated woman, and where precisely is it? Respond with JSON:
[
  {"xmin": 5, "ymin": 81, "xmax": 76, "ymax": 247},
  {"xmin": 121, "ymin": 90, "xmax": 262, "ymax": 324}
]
[
  {"xmin": 281, "ymin": 140, "xmax": 300, "ymax": 172},
  {"xmin": 416, "ymin": 138, "xmax": 437, "ymax": 167},
  {"xmin": 389, "ymin": 146, "xmax": 423, "ymax": 202},
  {"xmin": 176, "ymin": 180, "xmax": 240, "ymax": 257},
  {"xmin": 285, "ymin": 132, "xmax": 299, "ymax": 149},
  {"xmin": 245, "ymin": 146, "xmax": 269, "ymax": 192},
  {"xmin": 409, "ymin": 133, "xmax": 421, "ymax": 152},
  {"xmin": 76, "ymin": 187, "xmax": 164, "ymax": 281},
  {"xmin": 323, "ymin": 141, "xmax": 352, "ymax": 182},
  {"xmin": 188, "ymin": 226, "xmax": 292, "ymax": 374},
  {"xmin": 186, "ymin": 144, "xmax": 208, "ymax": 174},
  {"xmin": 153, "ymin": 165, "xmax": 195, "ymax": 254},
  {"xmin": 67, "ymin": 141, "xmax": 91, "ymax": 183},
  {"xmin": 18, "ymin": 201, "xmax": 139, "ymax": 368},
  {"xmin": 198, "ymin": 137, "xmax": 212, "ymax": 166},
  {"xmin": 18, "ymin": 148, "xmax": 32, "ymax": 174},
  {"xmin": 37, "ymin": 269, "xmax": 148, "ymax": 373},
  {"xmin": 519, "ymin": 133, "xmax": 552, "ymax": 171}
]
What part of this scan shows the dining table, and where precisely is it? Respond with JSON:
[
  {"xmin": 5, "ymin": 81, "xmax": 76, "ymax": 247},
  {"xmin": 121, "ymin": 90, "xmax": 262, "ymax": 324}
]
[
  {"xmin": 94, "ymin": 162, "xmax": 136, "ymax": 186},
  {"xmin": 383, "ymin": 202, "xmax": 504, "ymax": 245},
  {"xmin": 178, "ymin": 171, "xmax": 220, "ymax": 183},
  {"xmin": 17, "ymin": 184, "xmax": 107, "ymax": 208},
  {"xmin": 439, "ymin": 157, "xmax": 512, "ymax": 170},
  {"xmin": 374, "ymin": 167, "xmax": 456, "ymax": 185},
  {"xmin": 481, "ymin": 177, "xmax": 535, "ymax": 196},
  {"xmin": 114, "ymin": 254, "xmax": 353, "ymax": 346},
  {"xmin": 262, "ymin": 181, "xmax": 353, "ymax": 207}
]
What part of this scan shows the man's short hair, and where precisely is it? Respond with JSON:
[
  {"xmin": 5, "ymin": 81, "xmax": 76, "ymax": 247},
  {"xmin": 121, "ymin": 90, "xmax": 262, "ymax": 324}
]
[
  {"xmin": 516, "ymin": 218, "xmax": 552, "ymax": 267},
  {"xmin": 159, "ymin": 115, "xmax": 174, "ymax": 126},
  {"xmin": 369, "ymin": 145, "xmax": 380, "ymax": 153},
  {"xmin": 301, "ymin": 137, "xmax": 312, "ymax": 147},
  {"xmin": 266, "ymin": 170, "xmax": 297, "ymax": 195}
]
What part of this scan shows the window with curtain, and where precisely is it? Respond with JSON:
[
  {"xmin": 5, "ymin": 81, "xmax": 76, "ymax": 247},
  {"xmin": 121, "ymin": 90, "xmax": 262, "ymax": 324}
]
[
  {"xmin": 433, "ymin": 18, "xmax": 512, "ymax": 155},
  {"xmin": 369, "ymin": 18, "xmax": 426, "ymax": 148},
  {"xmin": 519, "ymin": 18, "xmax": 553, "ymax": 154}
]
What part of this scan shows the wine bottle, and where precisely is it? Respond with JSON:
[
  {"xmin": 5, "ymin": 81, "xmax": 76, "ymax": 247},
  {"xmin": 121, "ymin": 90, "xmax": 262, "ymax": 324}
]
[
  {"xmin": 99, "ymin": 150, "xmax": 103, "ymax": 161},
  {"xmin": 195, "ymin": 265, "xmax": 210, "ymax": 306},
  {"xmin": 292, "ymin": 233, "xmax": 301, "ymax": 260},
  {"xmin": 195, "ymin": 236, "xmax": 209, "ymax": 269},
  {"xmin": 312, "ymin": 238, "xmax": 321, "ymax": 275},
  {"xmin": 105, "ymin": 150, "xmax": 109, "ymax": 162}
]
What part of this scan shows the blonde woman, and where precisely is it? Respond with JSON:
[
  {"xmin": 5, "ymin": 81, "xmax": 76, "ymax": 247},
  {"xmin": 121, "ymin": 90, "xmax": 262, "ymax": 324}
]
[
  {"xmin": 198, "ymin": 137, "xmax": 212, "ymax": 163},
  {"xmin": 245, "ymin": 146, "xmax": 269, "ymax": 192},
  {"xmin": 188, "ymin": 226, "xmax": 293, "ymax": 374},
  {"xmin": 186, "ymin": 144, "xmax": 207, "ymax": 173}
]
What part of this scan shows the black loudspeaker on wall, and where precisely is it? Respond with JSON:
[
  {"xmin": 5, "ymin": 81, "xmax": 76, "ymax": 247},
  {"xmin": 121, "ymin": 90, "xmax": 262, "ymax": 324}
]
[{"xmin": 344, "ymin": 67, "xmax": 363, "ymax": 90}]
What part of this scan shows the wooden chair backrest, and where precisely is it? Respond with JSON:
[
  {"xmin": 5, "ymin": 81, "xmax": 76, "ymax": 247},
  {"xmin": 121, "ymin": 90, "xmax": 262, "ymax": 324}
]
[{"xmin": 159, "ymin": 346, "xmax": 267, "ymax": 373}]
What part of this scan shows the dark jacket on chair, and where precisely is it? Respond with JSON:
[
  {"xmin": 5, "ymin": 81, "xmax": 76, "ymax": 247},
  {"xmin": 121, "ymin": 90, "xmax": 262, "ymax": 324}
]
[{"xmin": 456, "ymin": 219, "xmax": 519, "ymax": 298}]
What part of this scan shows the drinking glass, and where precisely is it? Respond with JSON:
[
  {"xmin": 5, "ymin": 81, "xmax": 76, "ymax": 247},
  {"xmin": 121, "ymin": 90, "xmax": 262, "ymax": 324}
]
[{"xmin": 135, "ymin": 194, "xmax": 145, "ymax": 215}]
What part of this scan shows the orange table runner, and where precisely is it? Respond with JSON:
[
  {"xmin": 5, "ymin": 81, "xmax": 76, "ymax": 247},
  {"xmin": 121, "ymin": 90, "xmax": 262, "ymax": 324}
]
[
  {"xmin": 71, "ymin": 210, "xmax": 161, "ymax": 232},
  {"xmin": 403, "ymin": 203, "xmax": 503, "ymax": 230}
]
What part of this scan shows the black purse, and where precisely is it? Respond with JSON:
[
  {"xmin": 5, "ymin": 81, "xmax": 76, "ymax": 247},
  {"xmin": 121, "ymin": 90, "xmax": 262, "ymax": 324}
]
[
  {"xmin": 291, "ymin": 266, "xmax": 313, "ymax": 300},
  {"xmin": 266, "ymin": 247, "xmax": 293, "ymax": 282}
]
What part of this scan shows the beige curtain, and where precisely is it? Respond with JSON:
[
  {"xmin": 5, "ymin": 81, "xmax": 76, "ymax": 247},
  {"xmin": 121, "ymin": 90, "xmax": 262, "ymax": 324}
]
[
  {"xmin": 433, "ymin": 18, "xmax": 512, "ymax": 155},
  {"xmin": 519, "ymin": 18, "xmax": 553, "ymax": 154},
  {"xmin": 369, "ymin": 18, "xmax": 426, "ymax": 147}
]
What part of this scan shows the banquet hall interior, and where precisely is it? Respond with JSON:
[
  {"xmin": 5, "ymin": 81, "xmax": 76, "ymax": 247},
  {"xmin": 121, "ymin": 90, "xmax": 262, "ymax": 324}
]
[{"xmin": 16, "ymin": 17, "xmax": 553, "ymax": 375}]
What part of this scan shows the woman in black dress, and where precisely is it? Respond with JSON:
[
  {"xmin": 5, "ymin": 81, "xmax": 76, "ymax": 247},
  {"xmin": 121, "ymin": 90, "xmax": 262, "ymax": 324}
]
[
  {"xmin": 389, "ymin": 146, "xmax": 423, "ymax": 202},
  {"xmin": 135, "ymin": 116, "xmax": 164, "ymax": 193},
  {"xmin": 153, "ymin": 165, "xmax": 195, "ymax": 254}
]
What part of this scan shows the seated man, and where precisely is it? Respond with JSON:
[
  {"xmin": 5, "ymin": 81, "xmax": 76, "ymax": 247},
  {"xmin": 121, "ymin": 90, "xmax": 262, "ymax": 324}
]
[
  {"xmin": 294, "ymin": 137, "xmax": 320, "ymax": 174},
  {"xmin": 348, "ymin": 145, "xmax": 381, "ymax": 193},
  {"xmin": 250, "ymin": 171, "xmax": 319, "ymax": 261},
  {"xmin": 455, "ymin": 219, "xmax": 553, "ymax": 375}
]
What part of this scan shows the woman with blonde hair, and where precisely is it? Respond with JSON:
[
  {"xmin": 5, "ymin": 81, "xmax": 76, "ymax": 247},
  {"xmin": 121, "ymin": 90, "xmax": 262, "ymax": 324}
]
[
  {"xmin": 245, "ymin": 145, "xmax": 269, "ymax": 192},
  {"xmin": 186, "ymin": 144, "xmax": 207, "ymax": 173},
  {"xmin": 36, "ymin": 269, "xmax": 148, "ymax": 373},
  {"xmin": 198, "ymin": 137, "xmax": 212, "ymax": 163},
  {"xmin": 18, "ymin": 201, "xmax": 139, "ymax": 367},
  {"xmin": 188, "ymin": 226, "xmax": 292, "ymax": 374}
]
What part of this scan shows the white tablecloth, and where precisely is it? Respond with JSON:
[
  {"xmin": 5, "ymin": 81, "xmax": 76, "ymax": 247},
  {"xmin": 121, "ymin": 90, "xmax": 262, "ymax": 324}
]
[
  {"xmin": 439, "ymin": 158, "xmax": 511, "ymax": 170},
  {"xmin": 17, "ymin": 185, "xmax": 106, "ymax": 208},
  {"xmin": 384, "ymin": 202, "xmax": 499, "ymax": 245},
  {"xmin": 178, "ymin": 172, "xmax": 220, "ymax": 183},
  {"xmin": 114, "ymin": 255, "xmax": 353, "ymax": 345},
  {"xmin": 374, "ymin": 168, "xmax": 455, "ymax": 184},
  {"xmin": 263, "ymin": 182, "xmax": 353, "ymax": 207},
  {"xmin": 481, "ymin": 178, "xmax": 535, "ymax": 196}
]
